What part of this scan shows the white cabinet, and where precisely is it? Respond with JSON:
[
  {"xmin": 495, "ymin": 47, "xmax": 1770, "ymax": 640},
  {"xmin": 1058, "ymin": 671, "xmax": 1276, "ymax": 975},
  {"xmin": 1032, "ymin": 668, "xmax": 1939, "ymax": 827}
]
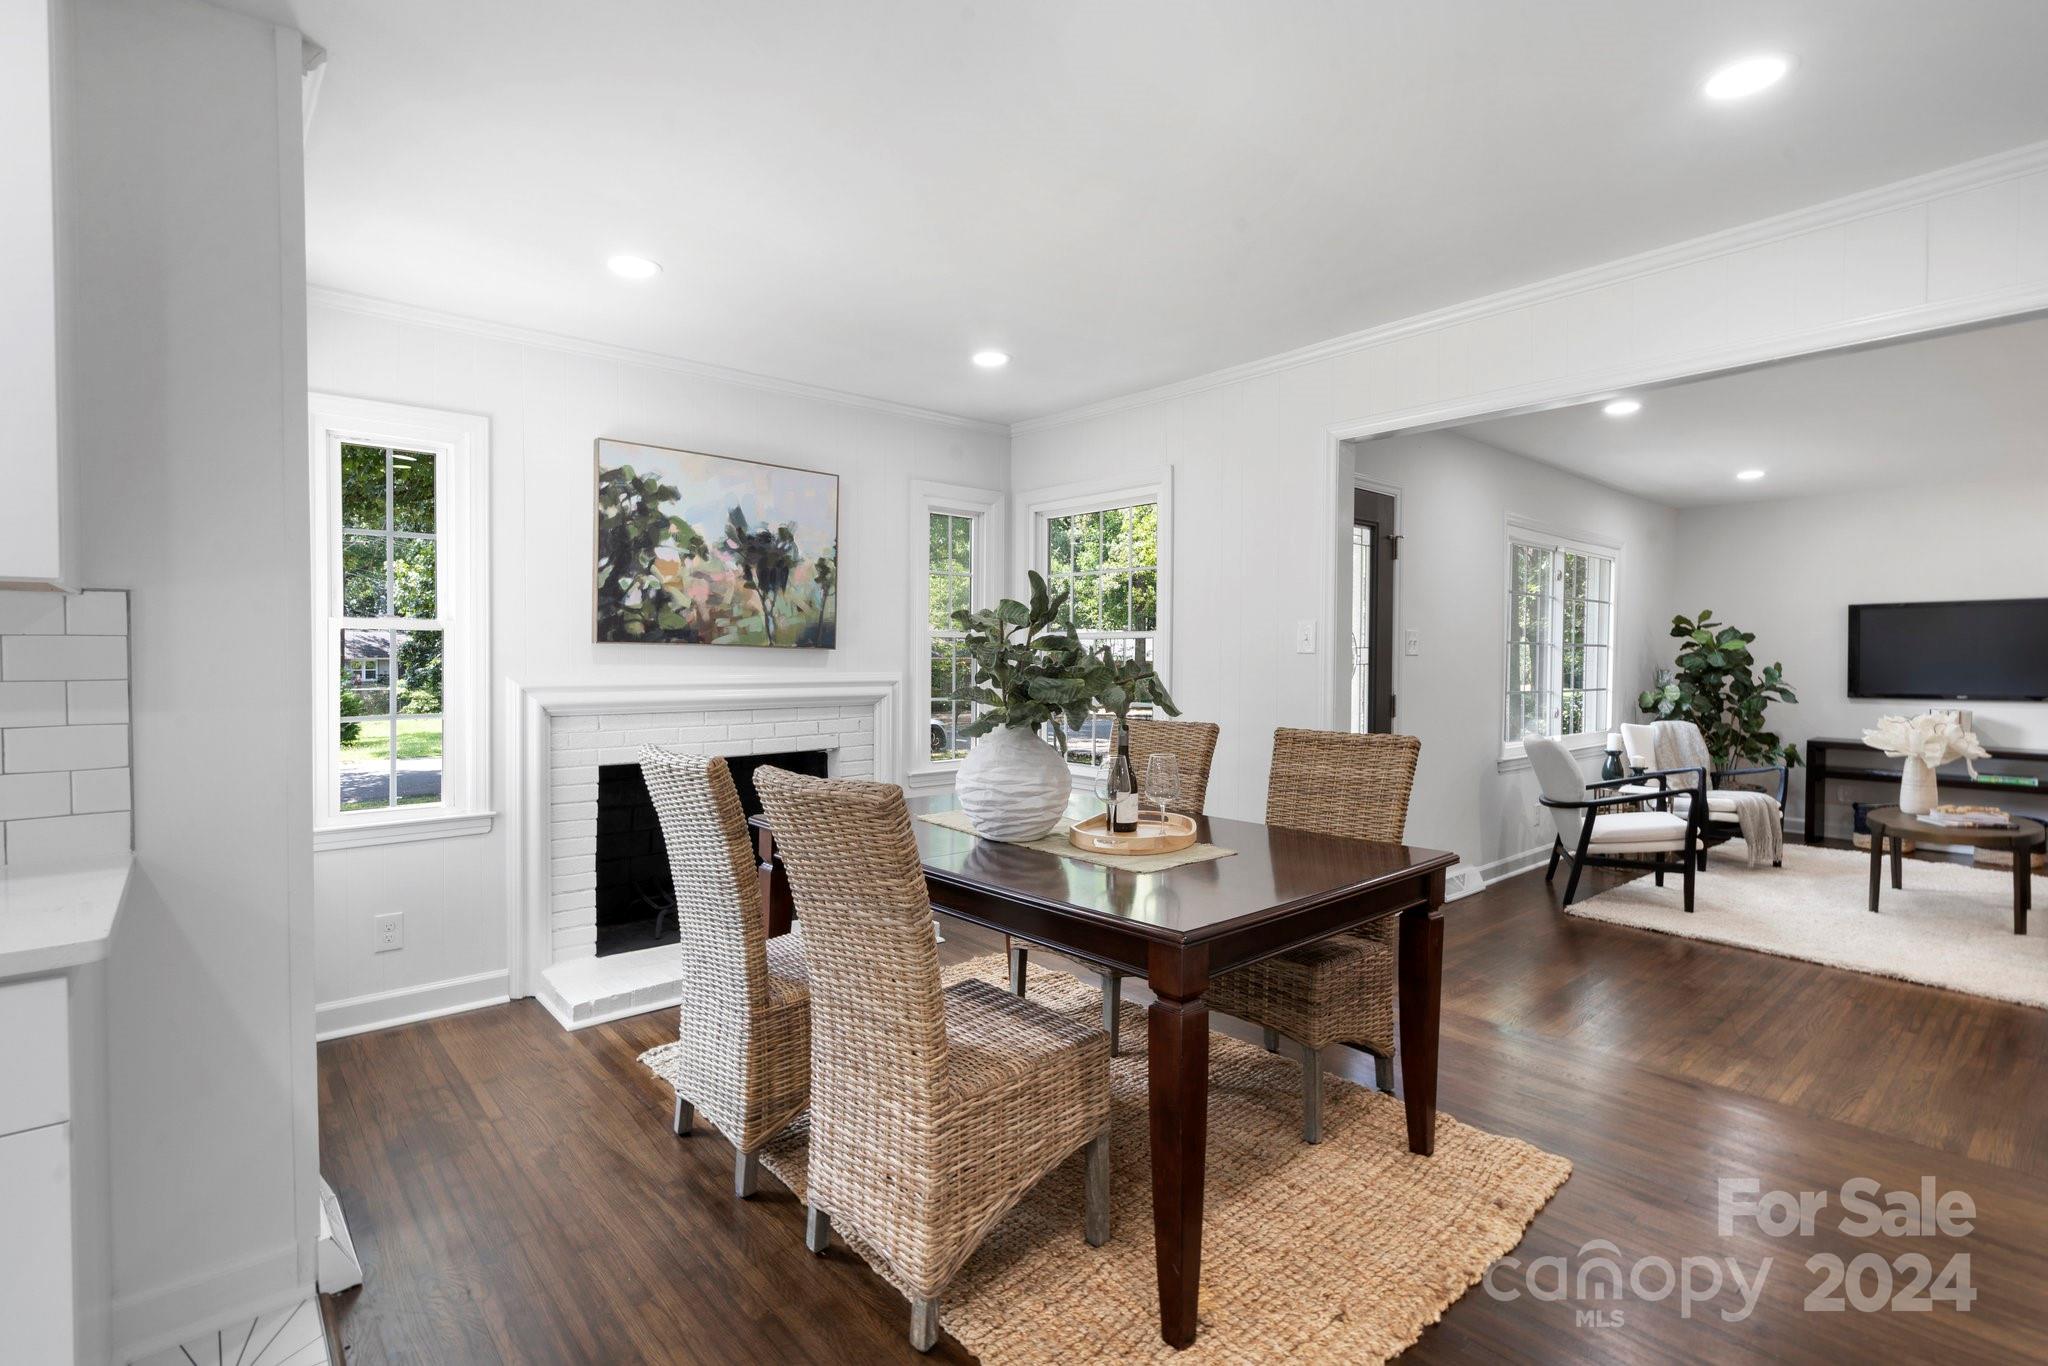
[
  {"xmin": 0, "ymin": 0, "xmax": 71, "ymax": 587},
  {"xmin": 0, "ymin": 1122, "xmax": 74, "ymax": 1364},
  {"xmin": 0, "ymin": 975, "xmax": 76, "ymax": 1361}
]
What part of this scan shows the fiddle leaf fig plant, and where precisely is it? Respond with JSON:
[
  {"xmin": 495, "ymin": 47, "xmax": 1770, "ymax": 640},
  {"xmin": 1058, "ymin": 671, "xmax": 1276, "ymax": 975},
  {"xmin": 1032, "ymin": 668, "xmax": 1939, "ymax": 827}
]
[
  {"xmin": 954, "ymin": 570, "xmax": 1097, "ymax": 747},
  {"xmin": 1089, "ymin": 639, "xmax": 1180, "ymax": 724},
  {"xmin": 1637, "ymin": 610, "xmax": 1801, "ymax": 771},
  {"xmin": 953, "ymin": 570, "xmax": 1181, "ymax": 747}
]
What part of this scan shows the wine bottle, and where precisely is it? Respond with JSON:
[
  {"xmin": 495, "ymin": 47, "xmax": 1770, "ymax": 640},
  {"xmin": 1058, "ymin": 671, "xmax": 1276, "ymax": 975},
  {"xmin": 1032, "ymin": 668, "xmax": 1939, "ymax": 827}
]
[{"xmin": 1108, "ymin": 727, "xmax": 1139, "ymax": 834}]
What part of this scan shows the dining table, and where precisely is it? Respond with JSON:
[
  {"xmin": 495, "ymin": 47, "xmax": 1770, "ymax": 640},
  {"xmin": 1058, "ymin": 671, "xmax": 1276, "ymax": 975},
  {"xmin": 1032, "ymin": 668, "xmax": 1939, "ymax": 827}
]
[{"xmin": 750, "ymin": 790, "xmax": 1459, "ymax": 1351}]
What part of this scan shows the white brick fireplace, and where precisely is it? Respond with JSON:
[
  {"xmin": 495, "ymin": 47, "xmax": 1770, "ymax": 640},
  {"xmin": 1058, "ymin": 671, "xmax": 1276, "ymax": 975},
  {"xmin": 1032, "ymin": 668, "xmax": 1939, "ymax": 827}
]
[{"xmin": 506, "ymin": 675, "xmax": 899, "ymax": 1027}]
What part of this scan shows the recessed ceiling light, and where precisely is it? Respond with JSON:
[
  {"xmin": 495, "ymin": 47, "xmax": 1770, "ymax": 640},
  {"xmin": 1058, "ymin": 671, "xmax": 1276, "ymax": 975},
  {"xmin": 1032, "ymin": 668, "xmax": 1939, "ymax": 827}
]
[
  {"xmin": 971, "ymin": 350, "xmax": 1010, "ymax": 369},
  {"xmin": 1602, "ymin": 398, "xmax": 1642, "ymax": 417},
  {"xmin": 1736, "ymin": 469, "xmax": 1766, "ymax": 481},
  {"xmin": 607, "ymin": 254, "xmax": 662, "ymax": 280},
  {"xmin": 1702, "ymin": 54, "xmax": 1792, "ymax": 102}
]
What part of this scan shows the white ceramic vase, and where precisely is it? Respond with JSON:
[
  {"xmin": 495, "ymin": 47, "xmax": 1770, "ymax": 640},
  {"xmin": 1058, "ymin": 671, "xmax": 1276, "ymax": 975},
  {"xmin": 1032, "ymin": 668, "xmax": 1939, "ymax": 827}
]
[
  {"xmin": 955, "ymin": 724, "xmax": 1072, "ymax": 841},
  {"xmin": 1899, "ymin": 756, "xmax": 1938, "ymax": 815}
]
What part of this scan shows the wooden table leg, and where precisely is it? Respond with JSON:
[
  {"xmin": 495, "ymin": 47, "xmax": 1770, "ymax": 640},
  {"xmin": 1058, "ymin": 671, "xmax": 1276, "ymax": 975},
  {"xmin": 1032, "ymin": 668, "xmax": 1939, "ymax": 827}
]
[
  {"xmin": 2017, "ymin": 846, "xmax": 2031, "ymax": 936},
  {"xmin": 1146, "ymin": 944, "xmax": 1210, "ymax": 1350},
  {"xmin": 1890, "ymin": 832, "xmax": 1904, "ymax": 891},
  {"xmin": 756, "ymin": 827, "xmax": 794, "ymax": 938},
  {"xmin": 1868, "ymin": 833, "xmax": 1882, "ymax": 914},
  {"xmin": 1396, "ymin": 872, "xmax": 1447, "ymax": 1157}
]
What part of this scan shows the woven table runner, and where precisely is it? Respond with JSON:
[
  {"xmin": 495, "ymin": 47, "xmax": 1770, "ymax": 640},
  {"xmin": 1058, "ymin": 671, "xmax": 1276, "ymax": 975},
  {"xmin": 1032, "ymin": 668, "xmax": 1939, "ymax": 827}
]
[{"xmin": 917, "ymin": 807, "xmax": 1236, "ymax": 873}]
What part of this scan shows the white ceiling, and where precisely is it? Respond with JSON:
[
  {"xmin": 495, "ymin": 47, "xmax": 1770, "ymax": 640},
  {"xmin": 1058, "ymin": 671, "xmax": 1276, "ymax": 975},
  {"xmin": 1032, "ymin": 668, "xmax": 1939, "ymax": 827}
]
[
  {"xmin": 1455, "ymin": 313, "xmax": 2048, "ymax": 506},
  {"xmin": 252, "ymin": 0, "xmax": 2048, "ymax": 424}
]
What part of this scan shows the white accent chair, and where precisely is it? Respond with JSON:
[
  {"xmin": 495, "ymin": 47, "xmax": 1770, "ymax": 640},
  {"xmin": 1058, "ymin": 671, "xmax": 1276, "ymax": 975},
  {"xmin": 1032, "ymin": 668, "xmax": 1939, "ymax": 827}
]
[
  {"xmin": 1529, "ymin": 736, "xmax": 1707, "ymax": 912},
  {"xmin": 1619, "ymin": 722, "xmax": 1786, "ymax": 867}
]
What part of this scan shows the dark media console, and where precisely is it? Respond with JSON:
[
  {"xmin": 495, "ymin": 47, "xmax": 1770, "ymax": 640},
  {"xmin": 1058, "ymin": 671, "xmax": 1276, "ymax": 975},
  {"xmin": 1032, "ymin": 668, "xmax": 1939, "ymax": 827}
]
[{"xmin": 1802, "ymin": 736, "xmax": 2048, "ymax": 845}]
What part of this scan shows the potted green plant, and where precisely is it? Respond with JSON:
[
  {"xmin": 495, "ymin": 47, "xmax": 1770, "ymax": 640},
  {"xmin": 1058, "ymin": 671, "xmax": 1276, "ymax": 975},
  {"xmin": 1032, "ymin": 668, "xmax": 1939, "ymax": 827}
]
[
  {"xmin": 951, "ymin": 572, "xmax": 1175, "ymax": 840},
  {"xmin": 1636, "ymin": 610, "xmax": 1802, "ymax": 771}
]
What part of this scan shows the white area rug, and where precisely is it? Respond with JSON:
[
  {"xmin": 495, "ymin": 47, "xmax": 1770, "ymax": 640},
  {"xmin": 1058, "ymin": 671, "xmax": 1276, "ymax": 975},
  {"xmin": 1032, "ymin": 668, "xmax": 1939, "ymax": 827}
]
[{"xmin": 1568, "ymin": 844, "xmax": 2047, "ymax": 1009}]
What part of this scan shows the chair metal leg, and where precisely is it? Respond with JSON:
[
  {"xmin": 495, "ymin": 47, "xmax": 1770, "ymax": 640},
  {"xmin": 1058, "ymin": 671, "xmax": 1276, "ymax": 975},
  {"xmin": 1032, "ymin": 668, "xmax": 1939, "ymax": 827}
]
[
  {"xmin": 672, "ymin": 1093, "xmax": 693, "ymax": 1136},
  {"xmin": 805, "ymin": 1204, "xmax": 832, "ymax": 1255},
  {"xmin": 1301, "ymin": 1046, "xmax": 1324, "ymax": 1144},
  {"xmin": 1683, "ymin": 844, "xmax": 1697, "ymax": 913},
  {"xmin": 1561, "ymin": 847, "xmax": 1587, "ymax": 907},
  {"xmin": 1545, "ymin": 837, "xmax": 1563, "ymax": 882},
  {"xmin": 1008, "ymin": 943, "xmax": 1029, "ymax": 996},
  {"xmin": 1654, "ymin": 851, "xmax": 1665, "ymax": 887},
  {"xmin": 734, "ymin": 1149, "xmax": 760, "ymax": 1199},
  {"xmin": 909, "ymin": 1298, "xmax": 939, "ymax": 1352},
  {"xmin": 1262, "ymin": 1027, "xmax": 1279, "ymax": 1053},
  {"xmin": 1099, "ymin": 972, "xmax": 1121, "ymax": 1057},
  {"xmin": 1083, "ymin": 1126, "xmax": 1110, "ymax": 1247}
]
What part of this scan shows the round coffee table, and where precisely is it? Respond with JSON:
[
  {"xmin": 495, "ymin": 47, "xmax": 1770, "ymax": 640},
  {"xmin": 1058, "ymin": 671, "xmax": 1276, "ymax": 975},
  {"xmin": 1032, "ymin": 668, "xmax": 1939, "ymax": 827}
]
[{"xmin": 1865, "ymin": 806, "xmax": 2042, "ymax": 934}]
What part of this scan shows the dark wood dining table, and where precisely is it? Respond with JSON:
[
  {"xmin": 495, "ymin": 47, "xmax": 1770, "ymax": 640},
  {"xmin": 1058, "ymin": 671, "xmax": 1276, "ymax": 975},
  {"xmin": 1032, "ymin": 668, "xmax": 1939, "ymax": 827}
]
[{"xmin": 751, "ymin": 791, "xmax": 1459, "ymax": 1350}]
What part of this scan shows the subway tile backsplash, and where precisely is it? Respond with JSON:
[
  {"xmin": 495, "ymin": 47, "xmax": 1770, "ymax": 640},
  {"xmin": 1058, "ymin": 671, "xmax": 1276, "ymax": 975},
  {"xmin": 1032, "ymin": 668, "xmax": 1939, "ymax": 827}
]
[{"xmin": 0, "ymin": 589, "xmax": 132, "ymax": 865}]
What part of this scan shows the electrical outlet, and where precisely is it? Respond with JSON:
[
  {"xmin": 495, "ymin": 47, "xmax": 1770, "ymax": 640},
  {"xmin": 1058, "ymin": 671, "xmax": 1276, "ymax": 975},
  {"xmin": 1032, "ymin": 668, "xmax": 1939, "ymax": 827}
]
[
  {"xmin": 374, "ymin": 912, "xmax": 404, "ymax": 953},
  {"xmin": 1404, "ymin": 628, "xmax": 1421, "ymax": 657},
  {"xmin": 1294, "ymin": 619, "xmax": 1316, "ymax": 654}
]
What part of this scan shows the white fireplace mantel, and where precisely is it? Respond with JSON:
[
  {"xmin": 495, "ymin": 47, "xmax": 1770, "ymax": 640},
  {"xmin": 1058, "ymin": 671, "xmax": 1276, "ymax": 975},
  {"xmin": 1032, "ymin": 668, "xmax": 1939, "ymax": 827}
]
[{"xmin": 504, "ymin": 673, "xmax": 900, "ymax": 1014}]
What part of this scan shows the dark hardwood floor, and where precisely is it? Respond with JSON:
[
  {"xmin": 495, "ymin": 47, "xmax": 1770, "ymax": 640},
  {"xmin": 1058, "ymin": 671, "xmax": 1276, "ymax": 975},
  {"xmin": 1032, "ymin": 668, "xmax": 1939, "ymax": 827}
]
[{"xmin": 319, "ymin": 858, "xmax": 2048, "ymax": 1363}]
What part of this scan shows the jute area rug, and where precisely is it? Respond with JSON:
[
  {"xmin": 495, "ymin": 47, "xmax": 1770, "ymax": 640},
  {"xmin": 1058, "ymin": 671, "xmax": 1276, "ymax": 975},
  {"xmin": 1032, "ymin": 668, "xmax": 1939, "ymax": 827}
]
[
  {"xmin": 1569, "ymin": 842, "xmax": 2048, "ymax": 1009},
  {"xmin": 644, "ymin": 954, "xmax": 1569, "ymax": 1363}
]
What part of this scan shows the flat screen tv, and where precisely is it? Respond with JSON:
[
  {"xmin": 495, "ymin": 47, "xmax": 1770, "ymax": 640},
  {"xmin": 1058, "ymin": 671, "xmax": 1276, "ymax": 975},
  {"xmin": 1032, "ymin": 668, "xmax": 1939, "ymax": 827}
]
[{"xmin": 1848, "ymin": 598, "xmax": 2048, "ymax": 701}]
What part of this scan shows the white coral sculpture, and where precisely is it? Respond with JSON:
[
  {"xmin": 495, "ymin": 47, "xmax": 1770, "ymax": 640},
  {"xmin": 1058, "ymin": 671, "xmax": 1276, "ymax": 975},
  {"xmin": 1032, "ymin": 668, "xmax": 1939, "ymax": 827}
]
[{"xmin": 1861, "ymin": 710, "xmax": 1990, "ymax": 775}]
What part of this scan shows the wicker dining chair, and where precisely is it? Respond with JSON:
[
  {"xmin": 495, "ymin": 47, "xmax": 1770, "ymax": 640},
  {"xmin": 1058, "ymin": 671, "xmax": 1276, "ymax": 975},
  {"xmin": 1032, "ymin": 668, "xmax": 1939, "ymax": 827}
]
[
  {"xmin": 756, "ymin": 767, "xmax": 1111, "ymax": 1353},
  {"xmin": 639, "ymin": 748, "xmax": 811, "ymax": 1199},
  {"xmin": 1203, "ymin": 728, "xmax": 1420, "ymax": 1142},
  {"xmin": 1005, "ymin": 717, "xmax": 1221, "ymax": 1056}
]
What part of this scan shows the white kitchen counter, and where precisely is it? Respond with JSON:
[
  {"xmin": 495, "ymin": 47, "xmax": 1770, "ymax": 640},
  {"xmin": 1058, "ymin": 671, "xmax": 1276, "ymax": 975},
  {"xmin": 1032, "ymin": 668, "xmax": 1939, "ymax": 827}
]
[{"xmin": 0, "ymin": 854, "xmax": 132, "ymax": 981}]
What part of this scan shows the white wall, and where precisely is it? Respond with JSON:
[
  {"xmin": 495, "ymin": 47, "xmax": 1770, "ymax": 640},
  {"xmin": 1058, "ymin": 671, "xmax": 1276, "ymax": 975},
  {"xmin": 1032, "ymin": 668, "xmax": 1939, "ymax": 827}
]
[
  {"xmin": 1352, "ymin": 431, "xmax": 1678, "ymax": 875},
  {"xmin": 64, "ymin": 0, "xmax": 318, "ymax": 1355},
  {"xmin": 1011, "ymin": 143, "xmax": 2048, "ymax": 879},
  {"xmin": 306, "ymin": 301, "xmax": 1009, "ymax": 1034},
  {"xmin": 1673, "ymin": 475, "xmax": 2048, "ymax": 836}
]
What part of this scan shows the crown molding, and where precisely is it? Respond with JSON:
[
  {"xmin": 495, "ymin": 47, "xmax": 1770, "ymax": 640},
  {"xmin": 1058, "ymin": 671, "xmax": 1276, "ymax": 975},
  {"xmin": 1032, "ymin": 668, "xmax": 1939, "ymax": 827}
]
[
  {"xmin": 1010, "ymin": 138, "xmax": 2048, "ymax": 437},
  {"xmin": 306, "ymin": 286, "xmax": 1010, "ymax": 437}
]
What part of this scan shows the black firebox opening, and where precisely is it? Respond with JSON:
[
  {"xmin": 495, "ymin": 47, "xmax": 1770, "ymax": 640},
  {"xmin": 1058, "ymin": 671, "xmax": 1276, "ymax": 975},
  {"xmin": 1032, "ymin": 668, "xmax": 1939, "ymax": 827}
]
[{"xmin": 593, "ymin": 749, "xmax": 830, "ymax": 958}]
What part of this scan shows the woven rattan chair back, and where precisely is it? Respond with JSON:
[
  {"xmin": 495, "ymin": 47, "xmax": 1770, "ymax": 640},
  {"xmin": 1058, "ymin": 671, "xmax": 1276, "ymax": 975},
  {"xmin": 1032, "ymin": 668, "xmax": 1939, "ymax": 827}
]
[
  {"xmin": 1266, "ymin": 727, "xmax": 1420, "ymax": 843},
  {"xmin": 640, "ymin": 748, "xmax": 773, "ymax": 1014},
  {"xmin": 1115, "ymin": 717, "xmax": 1220, "ymax": 816},
  {"xmin": 754, "ymin": 767, "xmax": 949, "ymax": 1140}
]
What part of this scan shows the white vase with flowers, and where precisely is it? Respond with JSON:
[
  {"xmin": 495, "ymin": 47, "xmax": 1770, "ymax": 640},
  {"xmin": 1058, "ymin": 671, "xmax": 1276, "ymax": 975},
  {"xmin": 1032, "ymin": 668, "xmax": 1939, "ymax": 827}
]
[{"xmin": 1861, "ymin": 711, "xmax": 1990, "ymax": 816}]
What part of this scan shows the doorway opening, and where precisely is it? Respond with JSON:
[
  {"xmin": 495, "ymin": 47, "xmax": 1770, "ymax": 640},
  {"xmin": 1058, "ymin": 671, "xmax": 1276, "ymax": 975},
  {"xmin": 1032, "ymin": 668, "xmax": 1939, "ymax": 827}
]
[{"xmin": 1351, "ymin": 486, "xmax": 1397, "ymax": 733}]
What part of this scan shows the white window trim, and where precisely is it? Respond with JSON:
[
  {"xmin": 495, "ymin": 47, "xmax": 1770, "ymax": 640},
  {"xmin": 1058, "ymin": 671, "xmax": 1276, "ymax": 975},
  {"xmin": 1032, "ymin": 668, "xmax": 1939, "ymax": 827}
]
[
  {"xmin": 1498, "ymin": 513, "xmax": 1620, "ymax": 771},
  {"xmin": 907, "ymin": 480, "xmax": 1004, "ymax": 784},
  {"xmin": 309, "ymin": 394, "xmax": 493, "ymax": 849},
  {"xmin": 1016, "ymin": 468, "xmax": 1174, "ymax": 786}
]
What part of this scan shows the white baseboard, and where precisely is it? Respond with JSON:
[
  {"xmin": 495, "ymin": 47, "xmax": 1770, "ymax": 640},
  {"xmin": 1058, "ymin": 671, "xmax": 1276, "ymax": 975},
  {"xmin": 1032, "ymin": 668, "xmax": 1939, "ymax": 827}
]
[
  {"xmin": 1461, "ymin": 844, "xmax": 1555, "ymax": 895},
  {"xmin": 110, "ymin": 1243, "xmax": 307, "ymax": 1365},
  {"xmin": 315, "ymin": 968, "xmax": 511, "ymax": 1041}
]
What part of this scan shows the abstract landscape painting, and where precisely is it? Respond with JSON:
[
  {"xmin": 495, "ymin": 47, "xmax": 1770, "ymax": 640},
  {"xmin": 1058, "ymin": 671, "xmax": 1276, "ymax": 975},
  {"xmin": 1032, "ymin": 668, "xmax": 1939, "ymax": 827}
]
[{"xmin": 594, "ymin": 438, "xmax": 838, "ymax": 648}]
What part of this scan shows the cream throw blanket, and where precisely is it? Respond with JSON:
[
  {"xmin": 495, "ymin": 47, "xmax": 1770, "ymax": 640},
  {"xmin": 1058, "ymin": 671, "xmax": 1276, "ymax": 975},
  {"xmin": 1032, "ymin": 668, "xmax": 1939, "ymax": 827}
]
[{"xmin": 1652, "ymin": 720, "xmax": 1784, "ymax": 868}]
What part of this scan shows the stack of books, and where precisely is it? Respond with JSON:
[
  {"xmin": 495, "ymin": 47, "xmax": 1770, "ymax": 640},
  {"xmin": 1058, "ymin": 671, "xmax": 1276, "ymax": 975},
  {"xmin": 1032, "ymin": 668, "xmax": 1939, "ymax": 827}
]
[{"xmin": 1919, "ymin": 805, "xmax": 2017, "ymax": 830}]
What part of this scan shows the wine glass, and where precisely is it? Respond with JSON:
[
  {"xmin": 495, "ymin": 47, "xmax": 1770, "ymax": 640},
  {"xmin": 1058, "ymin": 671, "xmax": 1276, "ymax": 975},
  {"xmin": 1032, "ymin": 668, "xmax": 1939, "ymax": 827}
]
[{"xmin": 1143, "ymin": 753, "xmax": 1181, "ymax": 825}]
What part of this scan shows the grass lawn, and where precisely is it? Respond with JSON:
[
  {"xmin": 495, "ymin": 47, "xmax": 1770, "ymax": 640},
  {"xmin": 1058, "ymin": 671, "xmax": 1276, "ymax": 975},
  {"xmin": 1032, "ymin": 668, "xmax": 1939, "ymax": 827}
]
[{"xmin": 342, "ymin": 715, "xmax": 442, "ymax": 762}]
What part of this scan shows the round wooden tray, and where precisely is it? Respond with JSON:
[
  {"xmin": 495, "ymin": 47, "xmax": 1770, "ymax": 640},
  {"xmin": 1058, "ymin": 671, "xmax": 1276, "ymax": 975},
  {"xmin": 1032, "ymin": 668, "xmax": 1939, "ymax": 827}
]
[{"xmin": 1068, "ymin": 810, "xmax": 1199, "ymax": 855}]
